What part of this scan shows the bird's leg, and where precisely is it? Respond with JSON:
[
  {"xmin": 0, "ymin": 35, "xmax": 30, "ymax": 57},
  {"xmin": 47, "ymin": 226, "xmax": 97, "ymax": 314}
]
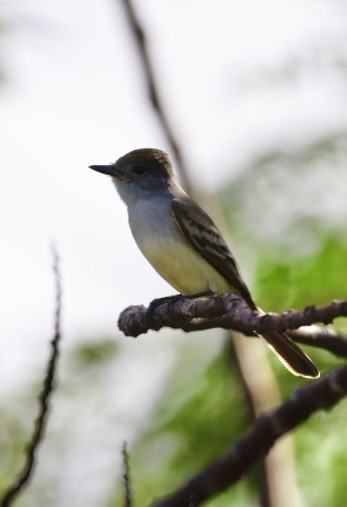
[
  {"xmin": 147, "ymin": 290, "xmax": 214, "ymax": 319},
  {"xmin": 182, "ymin": 289, "xmax": 215, "ymax": 299}
]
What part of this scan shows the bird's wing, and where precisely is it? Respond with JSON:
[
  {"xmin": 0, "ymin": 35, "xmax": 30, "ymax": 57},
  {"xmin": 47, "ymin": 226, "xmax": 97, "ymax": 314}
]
[
  {"xmin": 172, "ymin": 196, "xmax": 319, "ymax": 378},
  {"xmin": 171, "ymin": 196, "xmax": 255, "ymax": 308}
]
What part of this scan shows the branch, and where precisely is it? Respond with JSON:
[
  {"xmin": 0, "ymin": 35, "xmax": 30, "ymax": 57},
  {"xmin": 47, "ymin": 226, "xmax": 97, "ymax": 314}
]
[
  {"xmin": 0, "ymin": 247, "xmax": 63, "ymax": 507},
  {"xmin": 122, "ymin": 442, "xmax": 133, "ymax": 507},
  {"xmin": 152, "ymin": 364, "xmax": 347, "ymax": 506},
  {"xmin": 117, "ymin": 294, "xmax": 347, "ymax": 358},
  {"xmin": 120, "ymin": 0, "xmax": 193, "ymax": 194},
  {"xmin": 118, "ymin": 292, "xmax": 347, "ymax": 335},
  {"xmin": 288, "ymin": 327, "xmax": 347, "ymax": 358}
]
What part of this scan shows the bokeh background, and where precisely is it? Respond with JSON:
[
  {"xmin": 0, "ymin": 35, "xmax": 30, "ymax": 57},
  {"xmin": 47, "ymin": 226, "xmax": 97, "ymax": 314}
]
[{"xmin": 1, "ymin": 0, "xmax": 347, "ymax": 506}]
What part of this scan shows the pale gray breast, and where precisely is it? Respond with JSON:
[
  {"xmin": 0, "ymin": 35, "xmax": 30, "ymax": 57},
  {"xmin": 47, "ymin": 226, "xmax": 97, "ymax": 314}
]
[
  {"xmin": 127, "ymin": 193, "xmax": 179, "ymax": 247},
  {"xmin": 125, "ymin": 191, "xmax": 233, "ymax": 294}
]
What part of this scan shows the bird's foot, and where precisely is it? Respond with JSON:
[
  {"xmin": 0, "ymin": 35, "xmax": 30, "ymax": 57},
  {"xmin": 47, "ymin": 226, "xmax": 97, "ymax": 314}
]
[{"xmin": 147, "ymin": 290, "xmax": 214, "ymax": 320}]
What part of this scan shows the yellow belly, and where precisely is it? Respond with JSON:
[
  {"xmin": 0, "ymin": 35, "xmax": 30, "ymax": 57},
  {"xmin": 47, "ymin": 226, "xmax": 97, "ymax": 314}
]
[{"xmin": 139, "ymin": 235, "xmax": 231, "ymax": 295}]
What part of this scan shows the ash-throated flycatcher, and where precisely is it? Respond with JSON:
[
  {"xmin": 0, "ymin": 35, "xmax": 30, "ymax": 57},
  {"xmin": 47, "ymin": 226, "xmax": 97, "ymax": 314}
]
[{"xmin": 90, "ymin": 148, "xmax": 319, "ymax": 378}]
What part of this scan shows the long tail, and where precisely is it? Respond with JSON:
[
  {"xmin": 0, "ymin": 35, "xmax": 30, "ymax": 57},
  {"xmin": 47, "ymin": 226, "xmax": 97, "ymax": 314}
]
[{"xmin": 261, "ymin": 330, "xmax": 319, "ymax": 378}]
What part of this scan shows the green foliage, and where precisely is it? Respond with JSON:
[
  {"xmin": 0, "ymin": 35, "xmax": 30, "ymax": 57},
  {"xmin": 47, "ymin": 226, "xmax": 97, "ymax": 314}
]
[
  {"xmin": 111, "ymin": 342, "xmax": 259, "ymax": 506},
  {"xmin": 249, "ymin": 229, "xmax": 347, "ymax": 507},
  {"xmin": 219, "ymin": 139, "xmax": 347, "ymax": 507},
  {"xmin": 254, "ymin": 234, "xmax": 347, "ymax": 312},
  {"xmin": 295, "ymin": 397, "xmax": 347, "ymax": 507}
]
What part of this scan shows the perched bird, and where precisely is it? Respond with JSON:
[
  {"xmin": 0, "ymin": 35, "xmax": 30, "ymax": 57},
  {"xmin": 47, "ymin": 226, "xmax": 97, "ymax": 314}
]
[{"xmin": 90, "ymin": 148, "xmax": 319, "ymax": 378}]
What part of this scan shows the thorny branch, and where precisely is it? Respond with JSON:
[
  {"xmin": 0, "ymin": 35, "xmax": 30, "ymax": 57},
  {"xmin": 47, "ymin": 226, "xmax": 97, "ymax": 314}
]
[
  {"xmin": 152, "ymin": 364, "xmax": 347, "ymax": 506},
  {"xmin": 0, "ymin": 247, "xmax": 63, "ymax": 507}
]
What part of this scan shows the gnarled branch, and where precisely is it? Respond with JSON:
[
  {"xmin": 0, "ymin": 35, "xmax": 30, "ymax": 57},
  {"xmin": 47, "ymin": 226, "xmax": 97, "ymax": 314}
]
[{"xmin": 118, "ymin": 293, "xmax": 347, "ymax": 358}]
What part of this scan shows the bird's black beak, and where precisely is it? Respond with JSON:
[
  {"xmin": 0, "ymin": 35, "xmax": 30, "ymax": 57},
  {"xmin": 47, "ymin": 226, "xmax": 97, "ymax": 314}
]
[{"xmin": 89, "ymin": 164, "xmax": 117, "ymax": 176}]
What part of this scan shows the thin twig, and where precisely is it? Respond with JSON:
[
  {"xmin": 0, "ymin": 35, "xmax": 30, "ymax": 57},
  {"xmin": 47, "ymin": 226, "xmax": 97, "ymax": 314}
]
[
  {"xmin": 152, "ymin": 364, "xmax": 347, "ymax": 506},
  {"xmin": 122, "ymin": 442, "xmax": 132, "ymax": 507},
  {"xmin": 0, "ymin": 246, "xmax": 63, "ymax": 507},
  {"xmin": 288, "ymin": 327, "xmax": 347, "ymax": 358},
  {"xmin": 120, "ymin": 0, "xmax": 192, "ymax": 194}
]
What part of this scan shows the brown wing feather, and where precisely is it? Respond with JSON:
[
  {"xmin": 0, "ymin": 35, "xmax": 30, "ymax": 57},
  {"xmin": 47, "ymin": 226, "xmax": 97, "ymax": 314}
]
[
  {"xmin": 172, "ymin": 196, "xmax": 256, "ymax": 308},
  {"xmin": 171, "ymin": 196, "xmax": 319, "ymax": 378}
]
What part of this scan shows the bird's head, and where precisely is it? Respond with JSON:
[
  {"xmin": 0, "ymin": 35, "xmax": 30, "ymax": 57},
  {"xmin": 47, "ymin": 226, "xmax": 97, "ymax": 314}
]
[{"xmin": 90, "ymin": 148, "xmax": 174, "ymax": 202}]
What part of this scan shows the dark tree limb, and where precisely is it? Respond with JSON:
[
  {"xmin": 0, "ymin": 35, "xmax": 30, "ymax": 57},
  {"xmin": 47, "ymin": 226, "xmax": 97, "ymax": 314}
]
[
  {"xmin": 117, "ymin": 293, "xmax": 347, "ymax": 358},
  {"xmin": 0, "ymin": 247, "xmax": 63, "ymax": 507},
  {"xmin": 151, "ymin": 364, "xmax": 347, "ymax": 506},
  {"xmin": 118, "ymin": 292, "xmax": 347, "ymax": 335}
]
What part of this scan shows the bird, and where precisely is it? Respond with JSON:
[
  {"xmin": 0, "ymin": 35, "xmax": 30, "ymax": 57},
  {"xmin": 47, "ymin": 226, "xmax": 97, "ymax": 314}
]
[{"xmin": 90, "ymin": 148, "xmax": 319, "ymax": 378}]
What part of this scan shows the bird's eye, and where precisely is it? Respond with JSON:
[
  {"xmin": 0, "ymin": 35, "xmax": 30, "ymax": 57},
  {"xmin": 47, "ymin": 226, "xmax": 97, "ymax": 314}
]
[{"xmin": 132, "ymin": 166, "xmax": 145, "ymax": 175}]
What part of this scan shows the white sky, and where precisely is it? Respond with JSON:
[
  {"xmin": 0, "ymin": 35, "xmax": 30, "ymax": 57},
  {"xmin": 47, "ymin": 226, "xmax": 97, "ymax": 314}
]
[{"xmin": 0, "ymin": 1, "xmax": 346, "ymax": 504}]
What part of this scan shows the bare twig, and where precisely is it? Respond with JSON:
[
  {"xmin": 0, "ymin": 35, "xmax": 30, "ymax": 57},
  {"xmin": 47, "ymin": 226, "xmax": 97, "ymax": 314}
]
[
  {"xmin": 120, "ymin": 0, "xmax": 192, "ymax": 194},
  {"xmin": 288, "ymin": 327, "xmax": 347, "ymax": 358},
  {"xmin": 0, "ymin": 247, "xmax": 63, "ymax": 507},
  {"xmin": 152, "ymin": 364, "xmax": 347, "ymax": 506},
  {"xmin": 122, "ymin": 442, "xmax": 132, "ymax": 507}
]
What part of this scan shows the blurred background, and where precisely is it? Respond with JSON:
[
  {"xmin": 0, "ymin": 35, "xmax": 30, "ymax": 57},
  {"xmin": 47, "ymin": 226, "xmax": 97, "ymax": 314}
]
[{"xmin": 1, "ymin": 0, "xmax": 347, "ymax": 506}]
